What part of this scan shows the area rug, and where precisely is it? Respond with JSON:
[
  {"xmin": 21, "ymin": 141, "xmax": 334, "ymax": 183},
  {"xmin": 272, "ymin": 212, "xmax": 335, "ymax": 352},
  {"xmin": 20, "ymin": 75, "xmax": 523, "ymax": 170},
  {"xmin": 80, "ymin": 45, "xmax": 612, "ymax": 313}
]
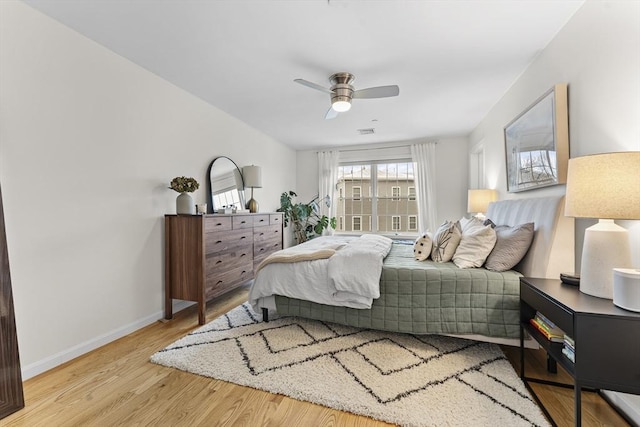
[{"xmin": 151, "ymin": 304, "xmax": 549, "ymax": 427}]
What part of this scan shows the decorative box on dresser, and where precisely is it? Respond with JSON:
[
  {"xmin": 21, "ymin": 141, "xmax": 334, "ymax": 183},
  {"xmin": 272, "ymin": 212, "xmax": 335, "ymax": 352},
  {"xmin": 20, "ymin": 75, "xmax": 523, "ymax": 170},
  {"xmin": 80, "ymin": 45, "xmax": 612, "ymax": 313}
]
[{"xmin": 165, "ymin": 212, "xmax": 283, "ymax": 325}]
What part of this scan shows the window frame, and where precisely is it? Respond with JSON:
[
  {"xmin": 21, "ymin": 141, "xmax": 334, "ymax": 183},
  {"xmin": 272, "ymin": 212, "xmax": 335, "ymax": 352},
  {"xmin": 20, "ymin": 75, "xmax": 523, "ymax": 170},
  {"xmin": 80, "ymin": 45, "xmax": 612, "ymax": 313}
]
[
  {"xmin": 391, "ymin": 215, "xmax": 401, "ymax": 231},
  {"xmin": 352, "ymin": 186, "xmax": 362, "ymax": 201},
  {"xmin": 352, "ymin": 216, "xmax": 362, "ymax": 231},
  {"xmin": 408, "ymin": 215, "xmax": 418, "ymax": 231}
]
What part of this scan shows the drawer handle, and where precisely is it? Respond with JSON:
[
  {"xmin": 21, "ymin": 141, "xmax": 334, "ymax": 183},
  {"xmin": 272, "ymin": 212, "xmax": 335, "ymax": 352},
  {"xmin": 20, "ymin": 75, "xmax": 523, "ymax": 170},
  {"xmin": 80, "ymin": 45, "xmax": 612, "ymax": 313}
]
[
  {"xmin": 216, "ymin": 240, "xmax": 223, "ymax": 244},
  {"xmin": 216, "ymin": 222, "xmax": 223, "ymax": 226},
  {"xmin": 241, "ymin": 270, "xmax": 247, "ymax": 275},
  {"xmin": 260, "ymin": 232, "xmax": 265, "ymax": 236},
  {"xmin": 273, "ymin": 243, "xmax": 279, "ymax": 247},
  {"xmin": 216, "ymin": 260, "xmax": 222, "ymax": 264},
  {"xmin": 216, "ymin": 280, "xmax": 223, "ymax": 285},
  {"xmin": 240, "ymin": 236, "xmax": 246, "ymax": 240},
  {"xmin": 241, "ymin": 253, "xmax": 246, "ymax": 257},
  {"xmin": 259, "ymin": 248, "xmax": 265, "ymax": 252},
  {"xmin": 274, "ymin": 230, "xmax": 279, "ymax": 233},
  {"xmin": 240, "ymin": 220, "xmax": 246, "ymax": 224}
]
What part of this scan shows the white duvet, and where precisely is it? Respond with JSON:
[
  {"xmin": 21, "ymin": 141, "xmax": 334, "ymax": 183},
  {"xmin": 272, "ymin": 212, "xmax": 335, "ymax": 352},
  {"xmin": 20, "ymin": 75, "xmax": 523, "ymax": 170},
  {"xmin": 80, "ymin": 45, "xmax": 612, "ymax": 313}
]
[{"xmin": 249, "ymin": 234, "xmax": 393, "ymax": 312}]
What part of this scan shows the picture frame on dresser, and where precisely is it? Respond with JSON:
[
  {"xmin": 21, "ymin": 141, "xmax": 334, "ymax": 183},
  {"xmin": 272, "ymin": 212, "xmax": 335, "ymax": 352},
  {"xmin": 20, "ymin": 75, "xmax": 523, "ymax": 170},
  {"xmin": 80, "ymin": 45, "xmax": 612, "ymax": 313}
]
[{"xmin": 504, "ymin": 83, "xmax": 569, "ymax": 193}]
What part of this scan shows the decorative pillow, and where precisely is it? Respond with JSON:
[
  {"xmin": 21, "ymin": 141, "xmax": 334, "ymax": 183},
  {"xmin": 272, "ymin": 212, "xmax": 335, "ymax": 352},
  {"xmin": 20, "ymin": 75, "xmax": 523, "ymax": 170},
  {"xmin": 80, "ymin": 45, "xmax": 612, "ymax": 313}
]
[
  {"xmin": 413, "ymin": 233, "xmax": 433, "ymax": 261},
  {"xmin": 484, "ymin": 222, "xmax": 535, "ymax": 272},
  {"xmin": 452, "ymin": 220, "xmax": 497, "ymax": 268},
  {"xmin": 430, "ymin": 221, "xmax": 462, "ymax": 263}
]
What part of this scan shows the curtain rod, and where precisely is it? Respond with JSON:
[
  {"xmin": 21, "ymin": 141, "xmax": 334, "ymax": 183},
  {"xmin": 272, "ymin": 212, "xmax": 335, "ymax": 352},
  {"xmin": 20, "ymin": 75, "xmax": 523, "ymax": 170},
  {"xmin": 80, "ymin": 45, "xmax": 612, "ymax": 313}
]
[{"xmin": 317, "ymin": 141, "xmax": 437, "ymax": 154}]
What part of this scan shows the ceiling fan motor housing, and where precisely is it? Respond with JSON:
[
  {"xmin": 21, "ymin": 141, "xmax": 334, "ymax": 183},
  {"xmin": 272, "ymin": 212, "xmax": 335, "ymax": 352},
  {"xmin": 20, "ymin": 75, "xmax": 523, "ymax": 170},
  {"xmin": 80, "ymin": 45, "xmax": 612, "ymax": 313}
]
[{"xmin": 330, "ymin": 72, "xmax": 355, "ymax": 105}]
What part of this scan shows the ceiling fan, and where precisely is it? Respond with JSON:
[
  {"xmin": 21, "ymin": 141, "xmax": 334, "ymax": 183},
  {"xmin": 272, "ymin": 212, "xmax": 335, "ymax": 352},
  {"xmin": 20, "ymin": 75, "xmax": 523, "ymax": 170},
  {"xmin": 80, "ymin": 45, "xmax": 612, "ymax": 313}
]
[{"xmin": 294, "ymin": 72, "xmax": 399, "ymax": 120}]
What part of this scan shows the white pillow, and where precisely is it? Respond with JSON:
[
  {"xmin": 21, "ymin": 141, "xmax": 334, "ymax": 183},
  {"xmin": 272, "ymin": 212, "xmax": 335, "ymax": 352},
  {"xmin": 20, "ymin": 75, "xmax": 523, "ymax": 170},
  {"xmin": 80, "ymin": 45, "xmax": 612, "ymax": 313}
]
[
  {"xmin": 452, "ymin": 220, "xmax": 497, "ymax": 268},
  {"xmin": 431, "ymin": 221, "xmax": 462, "ymax": 263},
  {"xmin": 413, "ymin": 233, "xmax": 433, "ymax": 261}
]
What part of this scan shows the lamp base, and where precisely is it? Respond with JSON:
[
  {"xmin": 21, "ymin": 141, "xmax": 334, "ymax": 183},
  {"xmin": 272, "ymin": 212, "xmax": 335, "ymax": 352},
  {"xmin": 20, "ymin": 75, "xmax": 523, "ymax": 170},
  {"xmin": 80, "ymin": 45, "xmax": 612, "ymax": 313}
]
[
  {"xmin": 247, "ymin": 198, "xmax": 259, "ymax": 213},
  {"xmin": 579, "ymin": 219, "xmax": 632, "ymax": 299}
]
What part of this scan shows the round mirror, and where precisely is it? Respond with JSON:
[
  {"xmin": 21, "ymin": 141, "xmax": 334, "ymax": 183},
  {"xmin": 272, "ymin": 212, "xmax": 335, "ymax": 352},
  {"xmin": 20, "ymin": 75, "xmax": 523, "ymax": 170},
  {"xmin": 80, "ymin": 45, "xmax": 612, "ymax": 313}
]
[{"xmin": 207, "ymin": 156, "xmax": 245, "ymax": 213}]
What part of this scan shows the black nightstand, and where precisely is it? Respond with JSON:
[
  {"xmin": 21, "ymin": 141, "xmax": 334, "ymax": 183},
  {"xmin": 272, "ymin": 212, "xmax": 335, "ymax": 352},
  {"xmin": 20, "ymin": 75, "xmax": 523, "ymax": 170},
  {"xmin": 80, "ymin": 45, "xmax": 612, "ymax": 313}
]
[{"xmin": 519, "ymin": 277, "xmax": 640, "ymax": 426}]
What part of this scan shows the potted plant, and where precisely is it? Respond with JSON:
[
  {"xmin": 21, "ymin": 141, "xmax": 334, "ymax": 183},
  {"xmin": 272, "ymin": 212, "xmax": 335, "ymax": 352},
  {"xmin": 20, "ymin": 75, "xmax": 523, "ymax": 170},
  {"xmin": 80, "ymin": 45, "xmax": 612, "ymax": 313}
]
[
  {"xmin": 277, "ymin": 191, "xmax": 337, "ymax": 244},
  {"xmin": 170, "ymin": 176, "xmax": 200, "ymax": 215}
]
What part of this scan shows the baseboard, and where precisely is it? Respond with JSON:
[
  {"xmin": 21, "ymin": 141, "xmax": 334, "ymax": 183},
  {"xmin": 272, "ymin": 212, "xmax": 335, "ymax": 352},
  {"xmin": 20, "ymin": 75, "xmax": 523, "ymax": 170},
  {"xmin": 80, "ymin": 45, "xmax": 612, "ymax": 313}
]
[
  {"xmin": 602, "ymin": 391, "xmax": 640, "ymax": 426},
  {"xmin": 21, "ymin": 300, "xmax": 194, "ymax": 380}
]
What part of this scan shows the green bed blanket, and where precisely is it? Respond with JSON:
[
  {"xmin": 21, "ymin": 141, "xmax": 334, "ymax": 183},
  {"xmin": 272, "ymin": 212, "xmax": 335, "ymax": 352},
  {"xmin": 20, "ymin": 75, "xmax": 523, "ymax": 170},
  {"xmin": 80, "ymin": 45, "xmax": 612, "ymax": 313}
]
[{"xmin": 274, "ymin": 242, "xmax": 522, "ymax": 338}]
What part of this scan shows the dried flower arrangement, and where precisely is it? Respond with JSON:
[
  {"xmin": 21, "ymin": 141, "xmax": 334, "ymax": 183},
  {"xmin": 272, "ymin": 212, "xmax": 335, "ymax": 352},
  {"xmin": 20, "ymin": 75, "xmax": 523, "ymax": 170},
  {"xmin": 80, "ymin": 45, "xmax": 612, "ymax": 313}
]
[{"xmin": 169, "ymin": 176, "xmax": 200, "ymax": 193}]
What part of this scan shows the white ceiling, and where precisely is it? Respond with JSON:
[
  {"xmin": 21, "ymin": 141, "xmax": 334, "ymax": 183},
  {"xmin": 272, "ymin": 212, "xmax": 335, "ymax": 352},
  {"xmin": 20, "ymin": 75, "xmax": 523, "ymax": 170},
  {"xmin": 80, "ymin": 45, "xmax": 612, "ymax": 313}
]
[{"xmin": 23, "ymin": 0, "xmax": 584, "ymax": 150}]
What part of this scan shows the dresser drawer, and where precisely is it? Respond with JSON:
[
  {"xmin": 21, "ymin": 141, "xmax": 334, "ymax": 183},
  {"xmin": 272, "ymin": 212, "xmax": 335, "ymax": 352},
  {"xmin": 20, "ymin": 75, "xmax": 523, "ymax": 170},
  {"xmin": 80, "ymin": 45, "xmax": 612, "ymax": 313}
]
[
  {"xmin": 205, "ymin": 249, "xmax": 252, "ymax": 276},
  {"xmin": 232, "ymin": 215, "xmax": 253, "ymax": 229},
  {"xmin": 254, "ymin": 241, "xmax": 282, "ymax": 259},
  {"xmin": 270, "ymin": 214, "xmax": 283, "ymax": 226},
  {"xmin": 253, "ymin": 224, "xmax": 281, "ymax": 243},
  {"xmin": 204, "ymin": 216, "xmax": 232, "ymax": 232},
  {"xmin": 253, "ymin": 215, "xmax": 270, "ymax": 227},
  {"xmin": 205, "ymin": 265, "xmax": 253, "ymax": 299},
  {"xmin": 205, "ymin": 229, "xmax": 252, "ymax": 253}
]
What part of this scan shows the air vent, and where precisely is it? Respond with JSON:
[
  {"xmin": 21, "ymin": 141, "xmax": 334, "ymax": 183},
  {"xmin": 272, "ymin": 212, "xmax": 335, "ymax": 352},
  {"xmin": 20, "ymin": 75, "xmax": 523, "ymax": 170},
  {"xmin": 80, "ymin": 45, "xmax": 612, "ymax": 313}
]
[{"xmin": 357, "ymin": 128, "xmax": 375, "ymax": 135}]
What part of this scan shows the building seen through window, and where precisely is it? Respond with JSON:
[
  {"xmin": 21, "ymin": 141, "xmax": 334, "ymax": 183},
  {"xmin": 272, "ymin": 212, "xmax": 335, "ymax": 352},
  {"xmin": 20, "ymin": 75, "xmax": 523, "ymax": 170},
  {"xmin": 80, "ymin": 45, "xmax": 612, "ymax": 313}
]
[{"xmin": 336, "ymin": 161, "xmax": 418, "ymax": 234}]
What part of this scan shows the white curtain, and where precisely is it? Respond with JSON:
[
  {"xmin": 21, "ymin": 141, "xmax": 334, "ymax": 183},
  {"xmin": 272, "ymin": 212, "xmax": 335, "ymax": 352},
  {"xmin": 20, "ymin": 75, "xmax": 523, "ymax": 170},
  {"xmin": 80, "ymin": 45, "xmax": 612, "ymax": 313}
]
[
  {"xmin": 411, "ymin": 142, "xmax": 438, "ymax": 233},
  {"xmin": 317, "ymin": 150, "xmax": 340, "ymax": 220}
]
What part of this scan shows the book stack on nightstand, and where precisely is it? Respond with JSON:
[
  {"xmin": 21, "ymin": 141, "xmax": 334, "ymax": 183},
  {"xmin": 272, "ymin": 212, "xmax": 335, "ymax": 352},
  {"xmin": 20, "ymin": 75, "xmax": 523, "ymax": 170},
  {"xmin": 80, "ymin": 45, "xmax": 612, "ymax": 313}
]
[
  {"xmin": 562, "ymin": 334, "xmax": 575, "ymax": 363},
  {"xmin": 529, "ymin": 311, "xmax": 564, "ymax": 342}
]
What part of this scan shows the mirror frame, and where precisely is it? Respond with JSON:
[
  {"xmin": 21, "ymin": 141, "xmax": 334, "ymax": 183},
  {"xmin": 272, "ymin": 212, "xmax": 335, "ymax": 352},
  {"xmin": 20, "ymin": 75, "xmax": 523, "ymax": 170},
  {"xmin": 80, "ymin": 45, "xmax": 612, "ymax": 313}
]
[{"xmin": 206, "ymin": 156, "xmax": 245, "ymax": 213}]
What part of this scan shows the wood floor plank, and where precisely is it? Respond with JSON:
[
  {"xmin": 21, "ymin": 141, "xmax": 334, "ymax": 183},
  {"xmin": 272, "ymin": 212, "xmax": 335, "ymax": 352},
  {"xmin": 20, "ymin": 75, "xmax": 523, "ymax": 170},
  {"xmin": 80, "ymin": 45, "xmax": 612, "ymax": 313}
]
[{"xmin": 0, "ymin": 284, "xmax": 630, "ymax": 427}]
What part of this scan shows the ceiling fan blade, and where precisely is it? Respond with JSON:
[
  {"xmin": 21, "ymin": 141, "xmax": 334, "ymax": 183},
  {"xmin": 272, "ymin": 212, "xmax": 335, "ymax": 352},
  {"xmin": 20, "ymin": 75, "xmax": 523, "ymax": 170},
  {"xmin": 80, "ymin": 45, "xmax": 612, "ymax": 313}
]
[
  {"xmin": 294, "ymin": 79, "xmax": 334, "ymax": 95},
  {"xmin": 325, "ymin": 106, "xmax": 339, "ymax": 120},
  {"xmin": 352, "ymin": 85, "xmax": 400, "ymax": 99}
]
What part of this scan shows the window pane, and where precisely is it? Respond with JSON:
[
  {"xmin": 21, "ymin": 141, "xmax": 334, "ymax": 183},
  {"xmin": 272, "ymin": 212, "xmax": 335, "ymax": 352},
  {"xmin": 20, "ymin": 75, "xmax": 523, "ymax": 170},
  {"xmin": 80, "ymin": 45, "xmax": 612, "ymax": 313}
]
[{"xmin": 337, "ymin": 162, "xmax": 417, "ymax": 234}]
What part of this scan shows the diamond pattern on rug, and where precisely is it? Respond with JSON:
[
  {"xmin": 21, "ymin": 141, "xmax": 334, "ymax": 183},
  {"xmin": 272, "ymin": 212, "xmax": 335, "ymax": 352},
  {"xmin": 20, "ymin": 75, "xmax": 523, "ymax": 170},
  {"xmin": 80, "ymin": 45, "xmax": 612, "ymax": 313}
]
[{"xmin": 151, "ymin": 303, "xmax": 550, "ymax": 427}]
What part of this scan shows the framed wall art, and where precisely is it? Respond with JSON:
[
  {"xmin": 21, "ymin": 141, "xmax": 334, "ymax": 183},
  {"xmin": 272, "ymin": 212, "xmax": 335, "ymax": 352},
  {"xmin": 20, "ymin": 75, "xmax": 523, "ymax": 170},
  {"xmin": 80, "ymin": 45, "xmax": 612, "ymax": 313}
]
[{"xmin": 504, "ymin": 83, "xmax": 569, "ymax": 193}]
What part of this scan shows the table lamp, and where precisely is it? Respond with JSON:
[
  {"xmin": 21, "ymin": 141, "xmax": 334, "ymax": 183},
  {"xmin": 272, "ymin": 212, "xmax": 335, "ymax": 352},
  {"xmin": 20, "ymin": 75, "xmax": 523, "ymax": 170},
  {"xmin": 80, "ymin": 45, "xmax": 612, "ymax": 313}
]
[
  {"xmin": 564, "ymin": 152, "xmax": 640, "ymax": 299},
  {"xmin": 242, "ymin": 165, "xmax": 262, "ymax": 213},
  {"xmin": 467, "ymin": 189, "xmax": 498, "ymax": 219}
]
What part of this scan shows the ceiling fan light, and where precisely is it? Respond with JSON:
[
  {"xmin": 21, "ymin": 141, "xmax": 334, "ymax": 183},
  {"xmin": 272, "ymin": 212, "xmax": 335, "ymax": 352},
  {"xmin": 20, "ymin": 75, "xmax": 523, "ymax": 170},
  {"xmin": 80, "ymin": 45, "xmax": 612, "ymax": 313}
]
[{"xmin": 332, "ymin": 100, "xmax": 351, "ymax": 112}]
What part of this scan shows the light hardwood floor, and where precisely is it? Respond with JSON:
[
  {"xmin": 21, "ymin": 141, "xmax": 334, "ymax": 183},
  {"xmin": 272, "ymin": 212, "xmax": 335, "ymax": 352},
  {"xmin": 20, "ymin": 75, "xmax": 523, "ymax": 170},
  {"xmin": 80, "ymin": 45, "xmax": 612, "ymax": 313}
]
[{"xmin": 1, "ymin": 285, "xmax": 631, "ymax": 427}]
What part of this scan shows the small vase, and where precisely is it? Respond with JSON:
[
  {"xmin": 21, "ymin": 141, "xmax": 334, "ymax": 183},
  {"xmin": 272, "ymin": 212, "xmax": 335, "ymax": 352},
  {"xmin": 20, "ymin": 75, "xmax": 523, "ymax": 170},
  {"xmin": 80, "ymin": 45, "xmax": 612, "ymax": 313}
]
[{"xmin": 176, "ymin": 192, "xmax": 195, "ymax": 215}]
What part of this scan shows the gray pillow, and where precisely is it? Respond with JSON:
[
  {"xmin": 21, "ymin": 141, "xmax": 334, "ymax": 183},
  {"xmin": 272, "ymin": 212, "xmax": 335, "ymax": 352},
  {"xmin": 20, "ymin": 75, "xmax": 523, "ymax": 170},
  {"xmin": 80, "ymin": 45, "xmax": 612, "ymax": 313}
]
[
  {"xmin": 484, "ymin": 222, "xmax": 535, "ymax": 272},
  {"xmin": 431, "ymin": 220, "xmax": 462, "ymax": 263}
]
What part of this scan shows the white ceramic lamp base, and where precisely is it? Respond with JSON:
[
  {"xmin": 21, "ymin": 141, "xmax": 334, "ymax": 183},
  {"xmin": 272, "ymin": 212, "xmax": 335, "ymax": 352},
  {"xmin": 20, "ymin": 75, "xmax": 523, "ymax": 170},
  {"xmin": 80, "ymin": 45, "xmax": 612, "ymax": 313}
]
[{"xmin": 579, "ymin": 219, "xmax": 632, "ymax": 299}]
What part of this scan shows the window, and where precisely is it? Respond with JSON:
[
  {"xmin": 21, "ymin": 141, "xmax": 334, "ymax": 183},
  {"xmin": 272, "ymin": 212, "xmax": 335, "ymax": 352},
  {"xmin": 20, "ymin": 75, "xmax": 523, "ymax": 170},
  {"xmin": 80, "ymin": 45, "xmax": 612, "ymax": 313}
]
[
  {"xmin": 352, "ymin": 216, "xmax": 362, "ymax": 231},
  {"xmin": 337, "ymin": 161, "xmax": 417, "ymax": 234},
  {"xmin": 408, "ymin": 215, "xmax": 417, "ymax": 231},
  {"xmin": 339, "ymin": 216, "xmax": 344, "ymax": 231},
  {"xmin": 391, "ymin": 186, "xmax": 401, "ymax": 201},
  {"xmin": 408, "ymin": 186, "xmax": 416, "ymax": 201},
  {"xmin": 352, "ymin": 186, "xmax": 361, "ymax": 201},
  {"xmin": 391, "ymin": 216, "xmax": 401, "ymax": 231}
]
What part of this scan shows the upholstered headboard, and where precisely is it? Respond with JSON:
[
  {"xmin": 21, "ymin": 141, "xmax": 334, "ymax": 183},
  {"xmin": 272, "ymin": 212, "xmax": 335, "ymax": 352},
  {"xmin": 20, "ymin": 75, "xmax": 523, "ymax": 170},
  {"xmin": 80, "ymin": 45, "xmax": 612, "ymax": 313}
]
[{"xmin": 486, "ymin": 196, "xmax": 574, "ymax": 279}]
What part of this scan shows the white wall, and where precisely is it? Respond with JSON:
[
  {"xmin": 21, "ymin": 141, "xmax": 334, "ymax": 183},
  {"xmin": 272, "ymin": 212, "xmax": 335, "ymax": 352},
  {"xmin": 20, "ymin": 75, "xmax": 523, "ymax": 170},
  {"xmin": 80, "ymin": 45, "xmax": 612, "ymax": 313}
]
[
  {"xmin": 296, "ymin": 137, "xmax": 469, "ymax": 232},
  {"xmin": 0, "ymin": 1, "xmax": 296, "ymax": 378},
  {"xmin": 468, "ymin": 0, "xmax": 640, "ymax": 421}
]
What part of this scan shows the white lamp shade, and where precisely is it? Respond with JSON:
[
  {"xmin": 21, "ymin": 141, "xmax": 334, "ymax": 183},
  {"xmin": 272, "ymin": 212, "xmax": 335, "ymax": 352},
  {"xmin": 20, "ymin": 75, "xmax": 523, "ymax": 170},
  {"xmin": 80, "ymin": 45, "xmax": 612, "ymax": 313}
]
[
  {"xmin": 242, "ymin": 165, "xmax": 262, "ymax": 188},
  {"xmin": 467, "ymin": 189, "xmax": 498, "ymax": 214},
  {"xmin": 565, "ymin": 152, "xmax": 640, "ymax": 219}
]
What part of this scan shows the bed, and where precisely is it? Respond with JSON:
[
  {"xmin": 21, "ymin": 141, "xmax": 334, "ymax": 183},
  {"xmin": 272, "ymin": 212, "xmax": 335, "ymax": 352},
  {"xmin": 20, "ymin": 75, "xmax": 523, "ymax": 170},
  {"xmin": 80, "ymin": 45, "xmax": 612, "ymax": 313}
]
[{"xmin": 250, "ymin": 196, "xmax": 574, "ymax": 346}]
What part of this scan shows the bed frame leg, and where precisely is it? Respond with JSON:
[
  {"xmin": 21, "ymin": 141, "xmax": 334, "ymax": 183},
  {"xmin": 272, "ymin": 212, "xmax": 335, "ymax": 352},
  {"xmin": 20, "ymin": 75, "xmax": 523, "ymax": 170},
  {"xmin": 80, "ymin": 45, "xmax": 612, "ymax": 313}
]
[{"xmin": 262, "ymin": 307, "xmax": 269, "ymax": 323}]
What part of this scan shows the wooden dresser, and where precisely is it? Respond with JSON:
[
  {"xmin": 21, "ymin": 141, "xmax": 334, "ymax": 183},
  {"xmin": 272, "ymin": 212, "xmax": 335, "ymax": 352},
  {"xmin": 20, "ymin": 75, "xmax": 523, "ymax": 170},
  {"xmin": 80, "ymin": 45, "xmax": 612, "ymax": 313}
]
[{"xmin": 164, "ymin": 213, "xmax": 283, "ymax": 324}]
